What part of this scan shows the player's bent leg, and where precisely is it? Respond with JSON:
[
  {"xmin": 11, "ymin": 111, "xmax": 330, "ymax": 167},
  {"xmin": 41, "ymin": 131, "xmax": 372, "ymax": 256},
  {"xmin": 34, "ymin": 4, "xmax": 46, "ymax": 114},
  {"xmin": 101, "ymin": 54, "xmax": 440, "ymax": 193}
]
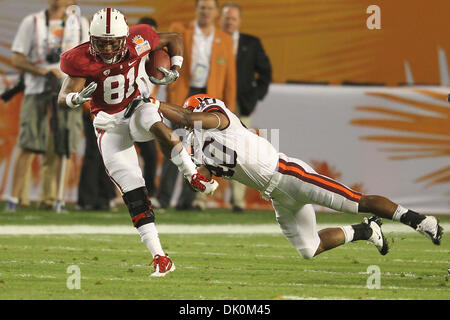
[
  {"xmin": 122, "ymin": 186, "xmax": 155, "ymax": 228},
  {"xmin": 273, "ymin": 201, "xmax": 320, "ymax": 259},
  {"xmin": 315, "ymin": 228, "xmax": 346, "ymax": 255},
  {"xmin": 293, "ymin": 204, "xmax": 320, "ymax": 259},
  {"xmin": 98, "ymin": 129, "xmax": 175, "ymax": 276},
  {"xmin": 358, "ymin": 195, "xmax": 398, "ymax": 219},
  {"xmin": 128, "ymin": 99, "xmax": 163, "ymax": 143},
  {"xmin": 275, "ymin": 156, "xmax": 390, "ymax": 256},
  {"xmin": 277, "ymin": 157, "xmax": 361, "ymax": 215},
  {"xmin": 274, "ymin": 207, "xmax": 305, "ymax": 256},
  {"xmin": 273, "ymin": 192, "xmax": 387, "ymax": 258},
  {"xmin": 122, "ymin": 186, "xmax": 175, "ymax": 277},
  {"xmin": 359, "ymin": 195, "xmax": 443, "ymax": 245},
  {"xmin": 97, "ymin": 129, "xmax": 146, "ymax": 193},
  {"xmin": 315, "ymin": 216, "xmax": 388, "ymax": 256}
]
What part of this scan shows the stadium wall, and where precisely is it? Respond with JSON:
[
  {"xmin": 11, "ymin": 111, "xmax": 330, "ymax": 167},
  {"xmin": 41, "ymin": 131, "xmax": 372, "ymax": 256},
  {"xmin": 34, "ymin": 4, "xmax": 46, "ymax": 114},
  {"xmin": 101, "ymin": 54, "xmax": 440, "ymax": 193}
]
[{"xmin": 251, "ymin": 84, "xmax": 450, "ymax": 215}]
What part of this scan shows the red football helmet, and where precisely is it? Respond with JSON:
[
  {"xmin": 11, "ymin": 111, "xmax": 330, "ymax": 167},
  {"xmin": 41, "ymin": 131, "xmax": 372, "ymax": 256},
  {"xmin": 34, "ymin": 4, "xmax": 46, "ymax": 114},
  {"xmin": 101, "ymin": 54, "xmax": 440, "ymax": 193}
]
[
  {"xmin": 89, "ymin": 8, "xmax": 129, "ymax": 64},
  {"xmin": 183, "ymin": 94, "xmax": 215, "ymax": 111}
]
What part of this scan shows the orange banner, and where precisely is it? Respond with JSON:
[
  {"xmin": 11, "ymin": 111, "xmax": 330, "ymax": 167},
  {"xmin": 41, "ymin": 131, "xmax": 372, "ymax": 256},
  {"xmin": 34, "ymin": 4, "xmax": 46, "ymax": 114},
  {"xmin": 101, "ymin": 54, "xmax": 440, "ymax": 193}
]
[{"xmin": 0, "ymin": 0, "xmax": 449, "ymax": 85}]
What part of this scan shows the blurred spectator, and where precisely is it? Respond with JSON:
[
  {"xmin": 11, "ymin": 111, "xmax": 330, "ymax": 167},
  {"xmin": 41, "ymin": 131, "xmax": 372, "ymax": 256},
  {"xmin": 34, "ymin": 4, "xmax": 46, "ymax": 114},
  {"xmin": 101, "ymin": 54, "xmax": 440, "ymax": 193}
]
[
  {"xmin": 3, "ymin": 0, "xmax": 88, "ymax": 212},
  {"xmin": 0, "ymin": 73, "xmax": 31, "ymax": 207},
  {"xmin": 136, "ymin": 16, "xmax": 160, "ymax": 204},
  {"xmin": 45, "ymin": 3, "xmax": 89, "ymax": 213},
  {"xmin": 157, "ymin": 0, "xmax": 236, "ymax": 210},
  {"xmin": 219, "ymin": 2, "xmax": 272, "ymax": 212},
  {"xmin": 76, "ymin": 104, "xmax": 116, "ymax": 211},
  {"xmin": 137, "ymin": 16, "xmax": 158, "ymax": 29}
]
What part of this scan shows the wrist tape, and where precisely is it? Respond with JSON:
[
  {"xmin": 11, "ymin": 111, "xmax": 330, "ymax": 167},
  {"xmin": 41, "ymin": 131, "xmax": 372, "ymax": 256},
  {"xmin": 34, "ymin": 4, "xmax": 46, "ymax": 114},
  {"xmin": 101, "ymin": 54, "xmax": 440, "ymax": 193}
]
[{"xmin": 66, "ymin": 92, "xmax": 80, "ymax": 108}]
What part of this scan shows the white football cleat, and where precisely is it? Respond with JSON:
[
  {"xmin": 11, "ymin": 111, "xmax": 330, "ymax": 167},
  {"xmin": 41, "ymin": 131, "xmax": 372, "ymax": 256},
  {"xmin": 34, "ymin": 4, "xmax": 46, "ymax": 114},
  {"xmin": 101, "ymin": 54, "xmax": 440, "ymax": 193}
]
[
  {"xmin": 364, "ymin": 216, "xmax": 389, "ymax": 255},
  {"xmin": 416, "ymin": 216, "xmax": 443, "ymax": 245},
  {"xmin": 150, "ymin": 254, "xmax": 176, "ymax": 277}
]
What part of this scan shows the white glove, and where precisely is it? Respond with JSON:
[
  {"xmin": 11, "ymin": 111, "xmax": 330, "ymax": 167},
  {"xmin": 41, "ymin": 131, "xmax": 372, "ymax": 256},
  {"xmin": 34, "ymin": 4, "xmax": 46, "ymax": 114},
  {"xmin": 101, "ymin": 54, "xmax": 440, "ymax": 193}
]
[
  {"xmin": 149, "ymin": 67, "xmax": 179, "ymax": 85},
  {"xmin": 67, "ymin": 82, "xmax": 97, "ymax": 108}
]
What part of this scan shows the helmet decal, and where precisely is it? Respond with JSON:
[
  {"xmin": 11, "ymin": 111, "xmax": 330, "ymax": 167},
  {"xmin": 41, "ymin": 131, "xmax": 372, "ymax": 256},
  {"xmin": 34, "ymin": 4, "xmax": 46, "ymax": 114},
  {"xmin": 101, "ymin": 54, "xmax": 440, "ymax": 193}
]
[{"xmin": 183, "ymin": 94, "xmax": 215, "ymax": 111}]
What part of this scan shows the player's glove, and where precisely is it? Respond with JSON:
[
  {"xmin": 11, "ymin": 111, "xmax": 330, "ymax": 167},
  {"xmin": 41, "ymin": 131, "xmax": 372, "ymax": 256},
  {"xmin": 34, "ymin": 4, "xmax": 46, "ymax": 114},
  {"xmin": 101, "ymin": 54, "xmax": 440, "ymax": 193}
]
[
  {"xmin": 149, "ymin": 67, "xmax": 179, "ymax": 85},
  {"xmin": 66, "ymin": 81, "xmax": 97, "ymax": 108},
  {"xmin": 188, "ymin": 171, "xmax": 219, "ymax": 196}
]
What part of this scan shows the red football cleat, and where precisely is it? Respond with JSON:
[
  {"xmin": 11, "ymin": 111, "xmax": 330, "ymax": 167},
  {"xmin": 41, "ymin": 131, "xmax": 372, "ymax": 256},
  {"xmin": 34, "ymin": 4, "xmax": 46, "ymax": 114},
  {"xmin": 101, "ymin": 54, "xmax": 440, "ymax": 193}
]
[{"xmin": 150, "ymin": 254, "xmax": 176, "ymax": 277}]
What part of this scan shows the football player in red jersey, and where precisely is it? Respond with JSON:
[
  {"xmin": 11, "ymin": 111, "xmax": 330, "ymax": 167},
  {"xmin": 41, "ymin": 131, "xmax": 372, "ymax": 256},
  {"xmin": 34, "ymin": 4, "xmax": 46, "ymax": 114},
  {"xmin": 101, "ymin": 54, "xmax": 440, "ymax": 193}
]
[{"xmin": 58, "ymin": 8, "xmax": 218, "ymax": 277}]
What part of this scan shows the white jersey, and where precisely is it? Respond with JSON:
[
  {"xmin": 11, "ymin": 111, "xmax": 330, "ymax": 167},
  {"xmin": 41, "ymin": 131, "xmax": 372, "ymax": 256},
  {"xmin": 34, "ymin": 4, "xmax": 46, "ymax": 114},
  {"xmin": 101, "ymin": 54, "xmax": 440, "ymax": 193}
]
[{"xmin": 187, "ymin": 98, "xmax": 279, "ymax": 191}]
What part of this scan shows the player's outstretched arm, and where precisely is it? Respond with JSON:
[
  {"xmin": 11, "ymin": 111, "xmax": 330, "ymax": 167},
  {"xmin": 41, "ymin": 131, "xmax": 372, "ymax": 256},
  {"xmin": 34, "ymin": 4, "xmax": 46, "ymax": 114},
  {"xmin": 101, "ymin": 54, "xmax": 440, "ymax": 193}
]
[
  {"xmin": 150, "ymin": 121, "xmax": 219, "ymax": 195},
  {"xmin": 58, "ymin": 76, "xmax": 95, "ymax": 109},
  {"xmin": 159, "ymin": 101, "xmax": 229, "ymax": 130},
  {"xmin": 149, "ymin": 121, "xmax": 185, "ymax": 160}
]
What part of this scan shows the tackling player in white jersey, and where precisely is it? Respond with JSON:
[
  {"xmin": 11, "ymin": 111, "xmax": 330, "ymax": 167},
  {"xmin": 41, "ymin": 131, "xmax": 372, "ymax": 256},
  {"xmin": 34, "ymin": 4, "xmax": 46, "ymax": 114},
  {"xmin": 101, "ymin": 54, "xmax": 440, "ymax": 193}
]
[{"xmin": 157, "ymin": 94, "xmax": 443, "ymax": 260}]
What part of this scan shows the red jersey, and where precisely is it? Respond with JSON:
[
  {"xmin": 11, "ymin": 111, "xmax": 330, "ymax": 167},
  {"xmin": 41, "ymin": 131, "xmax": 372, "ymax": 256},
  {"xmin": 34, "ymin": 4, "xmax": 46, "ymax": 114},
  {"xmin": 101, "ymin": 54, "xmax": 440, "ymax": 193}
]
[{"xmin": 60, "ymin": 24, "xmax": 159, "ymax": 115}]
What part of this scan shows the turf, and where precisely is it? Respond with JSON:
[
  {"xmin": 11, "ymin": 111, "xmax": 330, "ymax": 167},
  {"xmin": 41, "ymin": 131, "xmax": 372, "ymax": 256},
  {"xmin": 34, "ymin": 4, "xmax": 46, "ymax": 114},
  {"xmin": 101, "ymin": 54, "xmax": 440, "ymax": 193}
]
[{"xmin": 0, "ymin": 204, "xmax": 448, "ymax": 300}]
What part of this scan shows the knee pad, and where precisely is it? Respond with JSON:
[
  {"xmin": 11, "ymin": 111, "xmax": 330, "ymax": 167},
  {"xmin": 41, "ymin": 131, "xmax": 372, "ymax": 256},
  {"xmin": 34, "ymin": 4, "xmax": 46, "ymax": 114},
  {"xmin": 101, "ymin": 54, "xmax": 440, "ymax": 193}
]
[{"xmin": 122, "ymin": 187, "xmax": 155, "ymax": 228}]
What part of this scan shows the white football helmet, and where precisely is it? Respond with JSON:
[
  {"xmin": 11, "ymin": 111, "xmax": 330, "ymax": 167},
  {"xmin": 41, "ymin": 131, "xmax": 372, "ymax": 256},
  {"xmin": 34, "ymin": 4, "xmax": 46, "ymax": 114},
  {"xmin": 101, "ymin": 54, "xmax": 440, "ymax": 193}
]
[{"xmin": 89, "ymin": 8, "xmax": 129, "ymax": 64}]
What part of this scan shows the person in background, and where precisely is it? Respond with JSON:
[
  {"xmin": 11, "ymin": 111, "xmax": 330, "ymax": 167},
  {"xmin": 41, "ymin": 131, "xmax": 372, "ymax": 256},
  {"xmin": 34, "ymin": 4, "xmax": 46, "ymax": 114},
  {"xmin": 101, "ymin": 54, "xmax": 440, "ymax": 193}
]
[
  {"xmin": 3, "ymin": 0, "xmax": 88, "ymax": 212},
  {"xmin": 76, "ymin": 102, "xmax": 116, "ymax": 211},
  {"xmin": 157, "ymin": 0, "xmax": 236, "ymax": 210},
  {"xmin": 219, "ymin": 2, "xmax": 272, "ymax": 212},
  {"xmin": 0, "ymin": 73, "xmax": 31, "ymax": 208},
  {"xmin": 135, "ymin": 16, "xmax": 160, "ymax": 206}
]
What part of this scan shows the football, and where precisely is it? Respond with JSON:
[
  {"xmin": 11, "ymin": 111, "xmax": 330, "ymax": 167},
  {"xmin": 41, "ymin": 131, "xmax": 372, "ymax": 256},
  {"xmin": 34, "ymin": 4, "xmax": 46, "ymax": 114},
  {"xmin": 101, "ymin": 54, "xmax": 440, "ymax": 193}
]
[{"xmin": 146, "ymin": 49, "xmax": 170, "ymax": 80}]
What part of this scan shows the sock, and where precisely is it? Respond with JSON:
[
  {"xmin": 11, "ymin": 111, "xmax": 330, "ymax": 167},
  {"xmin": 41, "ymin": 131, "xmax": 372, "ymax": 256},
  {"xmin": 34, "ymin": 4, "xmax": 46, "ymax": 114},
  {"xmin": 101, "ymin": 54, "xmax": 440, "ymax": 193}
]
[
  {"xmin": 350, "ymin": 223, "xmax": 372, "ymax": 241},
  {"xmin": 340, "ymin": 226, "xmax": 355, "ymax": 243},
  {"xmin": 137, "ymin": 223, "xmax": 165, "ymax": 257},
  {"xmin": 392, "ymin": 205, "xmax": 408, "ymax": 221},
  {"xmin": 399, "ymin": 210, "xmax": 426, "ymax": 229}
]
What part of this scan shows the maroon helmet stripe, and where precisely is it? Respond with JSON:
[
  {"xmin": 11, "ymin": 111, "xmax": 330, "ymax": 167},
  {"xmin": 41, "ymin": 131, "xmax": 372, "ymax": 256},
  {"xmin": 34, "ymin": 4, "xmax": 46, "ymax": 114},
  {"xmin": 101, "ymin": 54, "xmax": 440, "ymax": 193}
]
[{"xmin": 106, "ymin": 8, "xmax": 111, "ymax": 34}]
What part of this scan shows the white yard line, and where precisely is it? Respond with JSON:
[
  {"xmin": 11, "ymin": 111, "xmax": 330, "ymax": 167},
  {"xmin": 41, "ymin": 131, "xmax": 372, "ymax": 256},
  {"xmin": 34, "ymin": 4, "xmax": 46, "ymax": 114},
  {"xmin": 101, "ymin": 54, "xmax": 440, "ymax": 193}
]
[{"xmin": 0, "ymin": 223, "xmax": 447, "ymax": 235}]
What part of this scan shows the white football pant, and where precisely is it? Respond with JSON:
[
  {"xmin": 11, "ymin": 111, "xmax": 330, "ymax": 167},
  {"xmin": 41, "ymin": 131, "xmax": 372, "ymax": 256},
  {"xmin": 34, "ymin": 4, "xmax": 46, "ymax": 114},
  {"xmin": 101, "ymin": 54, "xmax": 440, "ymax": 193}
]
[
  {"xmin": 269, "ymin": 154, "xmax": 361, "ymax": 259},
  {"xmin": 93, "ymin": 100, "xmax": 162, "ymax": 194}
]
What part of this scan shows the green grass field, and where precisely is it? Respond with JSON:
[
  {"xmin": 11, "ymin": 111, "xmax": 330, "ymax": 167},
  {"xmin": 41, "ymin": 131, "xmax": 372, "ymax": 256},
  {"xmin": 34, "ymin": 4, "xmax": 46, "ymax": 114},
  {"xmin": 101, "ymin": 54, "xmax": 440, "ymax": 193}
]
[{"xmin": 0, "ymin": 204, "xmax": 448, "ymax": 300}]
